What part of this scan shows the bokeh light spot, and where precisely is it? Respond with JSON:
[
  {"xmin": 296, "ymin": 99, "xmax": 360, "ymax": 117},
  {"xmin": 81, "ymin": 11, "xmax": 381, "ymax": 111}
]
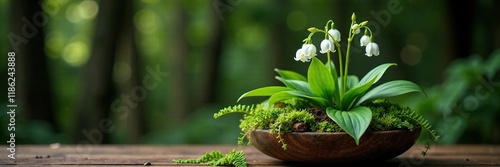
[
  {"xmin": 113, "ymin": 61, "xmax": 131, "ymax": 83},
  {"xmin": 62, "ymin": 41, "xmax": 89, "ymax": 67},
  {"xmin": 287, "ymin": 11, "xmax": 307, "ymax": 31},
  {"xmin": 78, "ymin": 0, "xmax": 99, "ymax": 19},
  {"xmin": 45, "ymin": 32, "xmax": 65, "ymax": 58},
  {"xmin": 237, "ymin": 26, "xmax": 266, "ymax": 50},
  {"xmin": 406, "ymin": 32, "xmax": 428, "ymax": 51},
  {"xmin": 186, "ymin": 20, "xmax": 210, "ymax": 47},
  {"xmin": 134, "ymin": 9, "xmax": 159, "ymax": 33},
  {"xmin": 140, "ymin": 35, "xmax": 161, "ymax": 57},
  {"xmin": 400, "ymin": 45, "xmax": 422, "ymax": 66},
  {"xmin": 65, "ymin": 4, "xmax": 82, "ymax": 23}
]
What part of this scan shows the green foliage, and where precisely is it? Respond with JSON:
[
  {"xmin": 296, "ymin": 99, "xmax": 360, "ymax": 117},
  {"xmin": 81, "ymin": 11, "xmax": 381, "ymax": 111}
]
[
  {"xmin": 326, "ymin": 106, "xmax": 372, "ymax": 145},
  {"xmin": 400, "ymin": 52, "xmax": 500, "ymax": 144},
  {"xmin": 173, "ymin": 149, "xmax": 246, "ymax": 167},
  {"xmin": 214, "ymin": 104, "xmax": 257, "ymax": 118},
  {"xmin": 315, "ymin": 121, "xmax": 342, "ymax": 132},
  {"xmin": 217, "ymin": 98, "xmax": 435, "ymax": 150},
  {"xmin": 401, "ymin": 109, "xmax": 439, "ymax": 142},
  {"xmin": 268, "ymin": 110, "xmax": 316, "ymax": 149},
  {"xmin": 236, "ymin": 16, "xmax": 425, "ymax": 143}
]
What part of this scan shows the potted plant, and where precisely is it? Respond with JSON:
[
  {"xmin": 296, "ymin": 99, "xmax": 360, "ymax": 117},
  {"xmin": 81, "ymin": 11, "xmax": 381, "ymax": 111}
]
[{"xmin": 174, "ymin": 13, "xmax": 439, "ymax": 166}]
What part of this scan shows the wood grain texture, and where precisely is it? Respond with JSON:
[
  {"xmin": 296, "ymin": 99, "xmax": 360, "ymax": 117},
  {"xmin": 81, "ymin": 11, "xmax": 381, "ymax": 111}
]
[
  {"xmin": 0, "ymin": 144, "xmax": 499, "ymax": 166},
  {"xmin": 250, "ymin": 128, "xmax": 421, "ymax": 163}
]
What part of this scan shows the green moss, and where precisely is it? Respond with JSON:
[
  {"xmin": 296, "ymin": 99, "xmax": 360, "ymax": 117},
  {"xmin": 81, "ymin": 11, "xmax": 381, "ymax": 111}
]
[
  {"xmin": 215, "ymin": 98, "xmax": 438, "ymax": 150},
  {"xmin": 314, "ymin": 121, "xmax": 342, "ymax": 132},
  {"xmin": 269, "ymin": 110, "xmax": 315, "ymax": 133}
]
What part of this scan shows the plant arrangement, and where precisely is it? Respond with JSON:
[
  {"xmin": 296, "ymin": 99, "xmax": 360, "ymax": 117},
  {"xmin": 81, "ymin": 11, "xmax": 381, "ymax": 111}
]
[{"xmin": 175, "ymin": 13, "xmax": 439, "ymax": 166}]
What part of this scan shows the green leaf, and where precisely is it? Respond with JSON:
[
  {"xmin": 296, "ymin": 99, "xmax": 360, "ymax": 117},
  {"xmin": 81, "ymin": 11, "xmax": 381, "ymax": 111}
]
[
  {"xmin": 275, "ymin": 77, "xmax": 313, "ymax": 95},
  {"xmin": 340, "ymin": 76, "xmax": 376, "ymax": 110},
  {"xmin": 358, "ymin": 63, "xmax": 396, "ymax": 86},
  {"xmin": 327, "ymin": 61, "xmax": 341, "ymax": 105},
  {"xmin": 326, "ymin": 106, "xmax": 372, "ymax": 145},
  {"xmin": 308, "ymin": 58, "xmax": 335, "ymax": 103},
  {"xmin": 275, "ymin": 68, "xmax": 307, "ymax": 81},
  {"xmin": 269, "ymin": 91, "xmax": 329, "ymax": 108},
  {"xmin": 356, "ymin": 80, "xmax": 424, "ymax": 106},
  {"xmin": 346, "ymin": 75, "xmax": 359, "ymax": 91},
  {"xmin": 238, "ymin": 86, "xmax": 291, "ymax": 102}
]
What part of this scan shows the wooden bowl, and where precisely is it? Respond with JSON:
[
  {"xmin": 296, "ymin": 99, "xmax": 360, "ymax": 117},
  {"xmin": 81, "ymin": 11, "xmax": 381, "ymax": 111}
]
[{"xmin": 250, "ymin": 127, "xmax": 421, "ymax": 163}]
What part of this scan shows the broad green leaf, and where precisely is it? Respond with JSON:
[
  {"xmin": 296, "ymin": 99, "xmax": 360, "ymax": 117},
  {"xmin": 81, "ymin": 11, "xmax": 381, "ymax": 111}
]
[
  {"xmin": 327, "ymin": 61, "xmax": 341, "ymax": 105},
  {"xmin": 238, "ymin": 86, "xmax": 291, "ymax": 102},
  {"xmin": 358, "ymin": 63, "xmax": 396, "ymax": 86},
  {"xmin": 275, "ymin": 68, "xmax": 307, "ymax": 81},
  {"xmin": 268, "ymin": 91, "xmax": 298, "ymax": 106},
  {"xmin": 275, "ymin": 77, "xmax": 313, "ymax": 95},
  {"xmin": 356, "ymin": 80, "xmax": 424, "ymax": 106},
  {"xmin": 326, "ymin": 106, "xmax": 372, "ymax": 145},
  {"xmin": 308, "ymin": 58, "xmax": 335, "ymax": 103},
  {"xmin": 340, "ymin": 75, "xmax": 377, "ymax": 110},
  {"xmin": 346, "ymin": 75, "xmax": 359, "ymax": 90},
  {"xmin": 269, "ymin": 91, "xmax": 329, "ymax": 108}
]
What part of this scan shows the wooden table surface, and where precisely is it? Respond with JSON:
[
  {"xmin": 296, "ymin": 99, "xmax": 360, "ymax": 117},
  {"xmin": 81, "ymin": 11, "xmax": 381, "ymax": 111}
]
[{"xmin": 1, "ymin": 145, "xmax": 499, "ymax": 166}]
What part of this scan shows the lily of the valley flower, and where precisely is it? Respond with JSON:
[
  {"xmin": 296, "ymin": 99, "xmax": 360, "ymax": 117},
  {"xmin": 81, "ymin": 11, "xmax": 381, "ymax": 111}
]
[
  {"xmin": 302, "ymin": 44, "xmax": 317, "ymax": 59},
  {"xmin": 294, "ymin": 48, "xmax": 308, "ymax": 62},
  {"xmin": 328, "ymin": 29, "xmax": 341, "ymax": 42},
  {"xmin": 365, "ymin": 42, "xmax": 380, "ymax": 57},
  {"xmin": 351, "ymin": 24, "xmax": 360, "ymax": 34},
  {"xmin": 360, "ymin": 35, "xmax": 370, "ymax": 47},
  {"xmin": 295, "ymin": 44, "xmax": 317, "ymax": 62},
  {"xmin": 320, "ymin": 39, "xmax": 335, "ymax": 54}
]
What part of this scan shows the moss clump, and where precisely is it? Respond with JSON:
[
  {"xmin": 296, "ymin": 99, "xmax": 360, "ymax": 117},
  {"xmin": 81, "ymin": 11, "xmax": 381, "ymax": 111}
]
[{"xmin": 215, "ymin": 99, "xmax": 437, "ymax": 148}]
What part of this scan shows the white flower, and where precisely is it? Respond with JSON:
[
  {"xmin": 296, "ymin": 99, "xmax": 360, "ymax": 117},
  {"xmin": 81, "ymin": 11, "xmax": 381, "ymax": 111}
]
[
  {"xmin": 351, "ymin": 24, "xmax": 360, "ymax": 34},
  {"xmin": 294, "ymin": 48, "xmax": 308, "ymax": 62},
  {"xmin": 320, "ymin": 39, "xmax": 335, "ymax": 54},
  {"xmin": 360, "ymin": 35, "xmax": 370, "ymax": 47},
  {"xmin": 365, "ymin": 42, "xmax": 380, "ymax": 57},
  {"xmin": 302, "ymin": 44, "xmax": 317, "ymax": 59},
  {"xmin": 328, "ymin": 29, "xmax": 341, "ymax": 42}
]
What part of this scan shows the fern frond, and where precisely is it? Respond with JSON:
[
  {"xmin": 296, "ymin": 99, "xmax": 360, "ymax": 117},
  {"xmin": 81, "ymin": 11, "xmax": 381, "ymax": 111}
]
[
  {"xmin": 173, "ymin": 149, "xmax": 247, "ymax": 167},
  {"xmin": 401, "ymin": 109, "xmax": 440, "ymax": 156},
  {"xmin": 172, "ymin": 150, "xmax": 224, "ymax": 164},
  {"xmin": 401, "ymin": 110, "xmax": 440, "ymax": 142},
  {"xmin": 214, "ymin": 105, "xmax": 255, "ymax": 119}
]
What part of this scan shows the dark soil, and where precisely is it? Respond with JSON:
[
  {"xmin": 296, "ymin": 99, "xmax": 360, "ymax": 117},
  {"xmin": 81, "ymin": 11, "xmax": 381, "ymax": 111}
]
[{"xmin": 306, "ymin": 107, "xmax": 334, "ymax": 123}]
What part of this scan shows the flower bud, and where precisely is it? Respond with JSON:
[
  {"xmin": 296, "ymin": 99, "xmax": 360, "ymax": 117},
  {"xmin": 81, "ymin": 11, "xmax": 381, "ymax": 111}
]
[
  {"xmin": 307, "ymin": 27, "xmax": 317, "ymax": 33},
  {"xmin": 351, "ymin": 13, "xmax": 356, "ymax": 21},
  {"xmin": 360, "ymin": 21, "xmax": 368, "ymax": 26}
]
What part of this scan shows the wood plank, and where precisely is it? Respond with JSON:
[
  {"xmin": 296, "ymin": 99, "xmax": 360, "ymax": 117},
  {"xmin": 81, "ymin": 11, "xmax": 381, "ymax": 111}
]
[{"xmin": 0, "ymin": 145, "xmax": 498, "ymax": 166}]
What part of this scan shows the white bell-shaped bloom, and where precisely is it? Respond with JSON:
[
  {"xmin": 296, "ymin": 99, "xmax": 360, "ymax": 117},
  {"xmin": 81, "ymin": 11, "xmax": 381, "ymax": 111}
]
[
  {"xmin": 365, "ymin": 42, "xmax": 380, "ymax": 57},
  {"xmin": 302, "ymin": 44, "xmax": 317, "ymax": 59},
  {"xmin": 360, "ymin": 35, "xmax": 370, "ymax": 47},
  {"xmin": 294, "ymin": 48, "xmax": 308, "ymax": 62},
  {"xmin": 320, "ymin": 39, "xmax": 335, "ymax": 54},
  {"xmin": 328, "ymin": 29, "xmax": 341, "ymax": 42}
]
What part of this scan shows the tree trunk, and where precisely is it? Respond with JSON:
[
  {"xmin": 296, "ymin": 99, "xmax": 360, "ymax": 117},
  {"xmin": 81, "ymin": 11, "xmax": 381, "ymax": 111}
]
[
  {"xmin": 198, "ymin": 3, "xmax": 224, "ymax": 106},
  {"xmin": 167, "ymin": 0, "xmax": 190, "ymax": 123},
  {"xmin": 74, "ymin": 0, "xmax": 122, "ymax": 143},
  {"xmin": 116, "ymin": 0, "xmax": 146, "ymax": 143},
  {"xmin": 9, "ymin": 0, "xmax": 57, "ymax": 131}
]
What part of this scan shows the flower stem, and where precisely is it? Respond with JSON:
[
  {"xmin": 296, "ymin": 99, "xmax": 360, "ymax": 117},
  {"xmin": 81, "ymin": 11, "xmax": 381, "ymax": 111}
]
[{"xmin": 343, "ymin": 21, "xmax": 355, "ymax": 95}]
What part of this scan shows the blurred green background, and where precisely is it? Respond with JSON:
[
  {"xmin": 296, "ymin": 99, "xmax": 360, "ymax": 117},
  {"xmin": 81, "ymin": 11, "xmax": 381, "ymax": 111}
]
[{"xmin": 0, "ymin": 0, "xmax": 499, "ymax": 145}]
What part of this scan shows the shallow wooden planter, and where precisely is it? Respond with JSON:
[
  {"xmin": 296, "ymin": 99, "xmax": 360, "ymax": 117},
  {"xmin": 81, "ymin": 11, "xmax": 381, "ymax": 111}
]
[{"xmin": 250, "ymin": 127, "xmax": 421, "ymax": 163}]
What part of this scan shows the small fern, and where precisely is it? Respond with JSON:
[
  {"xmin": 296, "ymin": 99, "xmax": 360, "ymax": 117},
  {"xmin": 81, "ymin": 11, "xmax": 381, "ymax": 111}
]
[
  {"xmin": 401, "ymin": 109, "xmax": 440, "ymax": 156},
  {"xmin": 401, "ymin": 110, "xmax": 439, "ymax": 142},
  {"xmin": 173, "ymin": 149, "xmax": 246, "ymax": 167},
  {"xmin": 214, "ymin": 104, "xmax": 256, "ymax": 119}
]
